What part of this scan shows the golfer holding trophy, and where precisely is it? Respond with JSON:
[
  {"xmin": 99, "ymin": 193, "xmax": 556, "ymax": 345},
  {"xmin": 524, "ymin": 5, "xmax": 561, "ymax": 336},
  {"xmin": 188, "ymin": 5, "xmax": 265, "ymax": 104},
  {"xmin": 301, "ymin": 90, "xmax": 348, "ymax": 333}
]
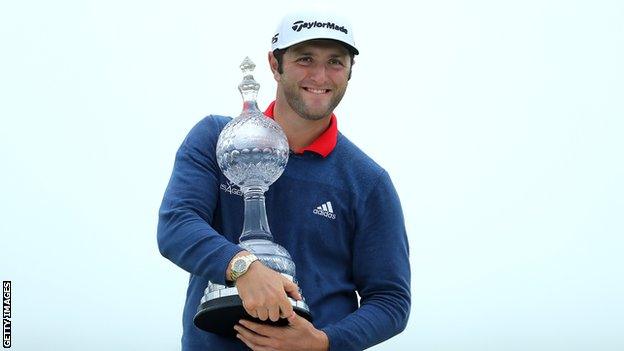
[{"xmin": 158, "ymin": 10, "xmax": 411, "ymax": 351}]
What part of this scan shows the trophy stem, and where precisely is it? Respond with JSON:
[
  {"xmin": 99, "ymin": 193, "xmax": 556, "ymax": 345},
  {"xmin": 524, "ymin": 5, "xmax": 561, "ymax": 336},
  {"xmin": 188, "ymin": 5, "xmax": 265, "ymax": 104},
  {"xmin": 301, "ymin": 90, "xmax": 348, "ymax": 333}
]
[{"xmin": 240, "ymin": 187, "xmax": 274, "ymax": 242}]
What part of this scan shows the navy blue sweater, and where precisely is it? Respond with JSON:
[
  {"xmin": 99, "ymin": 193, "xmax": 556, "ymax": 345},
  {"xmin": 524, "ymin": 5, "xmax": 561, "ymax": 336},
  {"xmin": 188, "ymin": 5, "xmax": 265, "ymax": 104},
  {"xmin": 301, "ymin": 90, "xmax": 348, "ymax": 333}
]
[{"xmin": 158, "ymin": 115, "xmax": 410, "ymax": 350}]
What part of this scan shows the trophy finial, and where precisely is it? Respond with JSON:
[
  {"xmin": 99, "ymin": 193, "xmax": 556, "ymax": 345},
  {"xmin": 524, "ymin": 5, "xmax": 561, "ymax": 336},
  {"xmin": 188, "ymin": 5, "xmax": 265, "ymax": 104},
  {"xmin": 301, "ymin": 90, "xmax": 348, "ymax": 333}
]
[
  {"xmin": 239, "ymin": 57, "xmax": 260, "ymax": 101},
  {"xmin": 240, "ymin": 57, "xmax": 256, "ymax": 75}
]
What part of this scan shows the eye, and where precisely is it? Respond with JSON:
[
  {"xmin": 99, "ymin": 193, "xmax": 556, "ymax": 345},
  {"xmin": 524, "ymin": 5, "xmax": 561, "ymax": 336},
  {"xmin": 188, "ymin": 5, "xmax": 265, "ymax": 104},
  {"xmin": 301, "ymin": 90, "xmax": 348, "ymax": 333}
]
[
  {"xmin": 296, "ymin": 57, "xmax": 313, "ymax": 65},
  {"xmin": 328, "ymin": 58, "xmax": 345, "ymax": 67}
]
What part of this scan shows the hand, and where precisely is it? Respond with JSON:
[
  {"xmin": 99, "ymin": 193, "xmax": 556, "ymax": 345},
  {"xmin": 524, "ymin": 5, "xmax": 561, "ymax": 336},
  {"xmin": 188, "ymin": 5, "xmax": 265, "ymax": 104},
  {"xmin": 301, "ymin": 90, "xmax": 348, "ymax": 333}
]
[
  {"xmin": 234, "ymin": 314, "xmax": 329, "ymax": 351},
  {"xmin": 235, "ymin": 260, "xmax": 302, "ymax": 322}
]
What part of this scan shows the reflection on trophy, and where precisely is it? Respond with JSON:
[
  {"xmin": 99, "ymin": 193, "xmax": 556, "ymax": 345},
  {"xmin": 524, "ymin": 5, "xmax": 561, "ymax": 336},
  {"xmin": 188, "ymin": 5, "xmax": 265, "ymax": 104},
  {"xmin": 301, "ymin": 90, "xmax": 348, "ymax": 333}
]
[{"xmin": 193, "ymin": 57, "xmax": 312, "ymax": 336}]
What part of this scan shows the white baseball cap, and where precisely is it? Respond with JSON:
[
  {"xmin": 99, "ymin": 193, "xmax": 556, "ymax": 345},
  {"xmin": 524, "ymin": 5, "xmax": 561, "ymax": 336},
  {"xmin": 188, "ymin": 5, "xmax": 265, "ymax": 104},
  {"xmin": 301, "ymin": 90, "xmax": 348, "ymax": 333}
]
[{"xmin": 271, "ymin": 11, "xmax": 359, "ymax": 55}]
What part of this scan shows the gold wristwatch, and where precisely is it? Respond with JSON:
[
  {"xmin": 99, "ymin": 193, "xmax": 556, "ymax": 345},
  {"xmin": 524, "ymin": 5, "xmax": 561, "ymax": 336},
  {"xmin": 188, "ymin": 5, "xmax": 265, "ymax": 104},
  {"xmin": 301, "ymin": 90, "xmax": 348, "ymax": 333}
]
[{"xmin": 229, "ymin": 254, "xmax": 258, "ymax": 281}]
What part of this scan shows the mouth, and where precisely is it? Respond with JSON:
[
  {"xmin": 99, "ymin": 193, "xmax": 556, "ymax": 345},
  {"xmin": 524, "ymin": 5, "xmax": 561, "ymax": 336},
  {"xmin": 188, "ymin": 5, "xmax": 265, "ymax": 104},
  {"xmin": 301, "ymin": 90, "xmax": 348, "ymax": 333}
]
[{"xmin": 303, "ymin": 87, "xmax": 331, "ymax": 94}]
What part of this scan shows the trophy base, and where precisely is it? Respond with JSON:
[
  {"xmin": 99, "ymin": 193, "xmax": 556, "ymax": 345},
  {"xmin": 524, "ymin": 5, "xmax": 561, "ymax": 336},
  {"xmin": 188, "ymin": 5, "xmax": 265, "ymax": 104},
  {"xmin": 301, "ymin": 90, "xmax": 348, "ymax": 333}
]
[{"xmin": 193, "ymin": 294, "xmax": 312, "ymax": 337}]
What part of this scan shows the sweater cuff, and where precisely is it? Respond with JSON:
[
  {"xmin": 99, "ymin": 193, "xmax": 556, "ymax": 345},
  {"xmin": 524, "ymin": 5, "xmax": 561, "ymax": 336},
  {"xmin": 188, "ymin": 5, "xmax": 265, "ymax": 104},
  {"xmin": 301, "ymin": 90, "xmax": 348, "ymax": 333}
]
[
  {"xmin": 321, "ymin": 325, "xmax": 353, "ymax": 351},
  {"xmin": 211, "ymin": 242, "xmax": 245, "ymax": 285}
]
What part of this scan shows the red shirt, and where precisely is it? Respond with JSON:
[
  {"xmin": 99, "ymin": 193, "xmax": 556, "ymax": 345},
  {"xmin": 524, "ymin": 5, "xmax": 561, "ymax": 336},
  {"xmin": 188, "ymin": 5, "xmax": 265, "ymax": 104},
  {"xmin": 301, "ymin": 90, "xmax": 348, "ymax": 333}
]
[{"xmin": 264, "ymin": 100, "xmax": 338, "ymax": 158}]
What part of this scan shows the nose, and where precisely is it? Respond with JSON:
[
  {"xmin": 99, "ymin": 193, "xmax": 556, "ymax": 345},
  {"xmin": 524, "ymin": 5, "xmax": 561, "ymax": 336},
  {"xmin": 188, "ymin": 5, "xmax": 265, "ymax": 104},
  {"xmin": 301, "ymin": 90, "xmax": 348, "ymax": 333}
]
[{"xmin": 306, "ymin": 63, "xmax": 328, "ymax": 85}]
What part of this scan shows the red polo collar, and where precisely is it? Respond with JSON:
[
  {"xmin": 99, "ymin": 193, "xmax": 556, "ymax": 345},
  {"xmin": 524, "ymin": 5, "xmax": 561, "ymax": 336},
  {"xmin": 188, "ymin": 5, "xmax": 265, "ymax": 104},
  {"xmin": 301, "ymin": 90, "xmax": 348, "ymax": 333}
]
[{"xmin": 264, "ymin": 100, "xmax": 338, "ymax": 157}]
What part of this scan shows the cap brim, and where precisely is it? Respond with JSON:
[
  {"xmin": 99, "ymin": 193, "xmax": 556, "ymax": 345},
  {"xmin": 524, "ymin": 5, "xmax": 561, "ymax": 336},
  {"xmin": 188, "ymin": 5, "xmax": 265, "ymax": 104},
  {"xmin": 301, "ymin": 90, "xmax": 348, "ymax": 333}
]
[{"xmin": 274, "ymin": 38, "xmax": 359, "ymax": 55}]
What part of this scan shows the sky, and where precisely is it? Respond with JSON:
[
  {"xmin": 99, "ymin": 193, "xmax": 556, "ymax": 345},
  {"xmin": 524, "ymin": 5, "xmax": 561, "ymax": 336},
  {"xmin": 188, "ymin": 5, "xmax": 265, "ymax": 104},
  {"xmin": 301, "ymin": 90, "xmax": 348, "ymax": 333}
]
[{"xmin": 1, "ymin": 0, "xmax": 623, "ymax": 350}]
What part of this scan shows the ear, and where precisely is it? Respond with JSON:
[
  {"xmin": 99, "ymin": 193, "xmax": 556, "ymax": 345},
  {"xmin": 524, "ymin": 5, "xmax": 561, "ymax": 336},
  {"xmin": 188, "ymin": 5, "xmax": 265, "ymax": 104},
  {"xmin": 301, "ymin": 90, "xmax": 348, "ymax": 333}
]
[
  {"xmin": 268, "ymin": 51, "xmax": 281, "ymax": 82},
  {"xmin": 348, "ymin": 57, "xmax": 355, "ymax": 81}
]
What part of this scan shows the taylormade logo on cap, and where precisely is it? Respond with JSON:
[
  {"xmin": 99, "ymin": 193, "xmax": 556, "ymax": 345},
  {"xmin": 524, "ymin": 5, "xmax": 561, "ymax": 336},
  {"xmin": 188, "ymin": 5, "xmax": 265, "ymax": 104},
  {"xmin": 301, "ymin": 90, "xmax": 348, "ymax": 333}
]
[
  {"xmin": 271, "ymin": 10, "xmax": 359, "ymax": 55},
  {"xmin": 291, "ymin": 20, "xmax": 348, "ymax": 34}
]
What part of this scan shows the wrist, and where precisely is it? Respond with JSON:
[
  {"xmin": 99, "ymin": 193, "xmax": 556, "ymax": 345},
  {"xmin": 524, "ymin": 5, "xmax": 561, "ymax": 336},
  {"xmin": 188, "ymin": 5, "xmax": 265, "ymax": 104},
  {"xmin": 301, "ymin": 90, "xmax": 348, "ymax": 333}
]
[
  {"xmin": 228, "ymin": 252, "xmax": 258, "ymax": 282},
  {"xmin": 314, "ymin": 329, "xmax": 329, "ymax": 351},
  {"xmin": 226, "ymin": 251, "xmax": 248, "ymax": 281}
]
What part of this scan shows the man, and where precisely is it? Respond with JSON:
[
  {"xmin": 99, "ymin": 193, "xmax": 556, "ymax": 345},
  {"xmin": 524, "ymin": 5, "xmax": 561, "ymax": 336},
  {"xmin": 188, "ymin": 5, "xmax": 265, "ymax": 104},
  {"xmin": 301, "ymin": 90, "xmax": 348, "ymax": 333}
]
[{"xmin": 158, "ymin": 11, "xmax": 410, "ymax": 351}]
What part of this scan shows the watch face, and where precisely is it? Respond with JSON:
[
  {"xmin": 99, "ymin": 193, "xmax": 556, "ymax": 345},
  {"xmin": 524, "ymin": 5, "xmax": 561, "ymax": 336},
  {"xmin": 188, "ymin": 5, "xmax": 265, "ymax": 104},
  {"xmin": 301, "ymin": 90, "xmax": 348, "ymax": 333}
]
[{"xmin": 233, "ymin": 259, "xmax": 246, "ymax": 273}]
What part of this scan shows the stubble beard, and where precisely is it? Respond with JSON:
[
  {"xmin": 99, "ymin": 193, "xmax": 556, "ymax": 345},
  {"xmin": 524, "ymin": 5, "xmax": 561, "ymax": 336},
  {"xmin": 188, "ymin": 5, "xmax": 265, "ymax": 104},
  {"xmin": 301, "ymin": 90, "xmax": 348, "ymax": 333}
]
[{"xmin": 282, "ymin": 82, "xmax": 347, "ymax": 121}]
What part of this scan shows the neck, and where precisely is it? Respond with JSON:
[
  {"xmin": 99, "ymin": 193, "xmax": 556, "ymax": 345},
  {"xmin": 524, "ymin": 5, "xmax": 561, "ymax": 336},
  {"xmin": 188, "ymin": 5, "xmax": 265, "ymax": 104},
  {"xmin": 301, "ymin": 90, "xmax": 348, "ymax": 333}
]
[{"xmin": 273, "ymin": 97, "xmax": 331, "ymax": 152}]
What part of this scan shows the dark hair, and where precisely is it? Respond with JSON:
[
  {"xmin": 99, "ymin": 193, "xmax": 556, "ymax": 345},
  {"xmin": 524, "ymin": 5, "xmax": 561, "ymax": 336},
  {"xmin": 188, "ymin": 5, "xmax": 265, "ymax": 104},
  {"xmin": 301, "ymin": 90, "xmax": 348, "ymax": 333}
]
[{"xmin": 273, "ymin": 46, "xmax": 355, "ymax": 80}]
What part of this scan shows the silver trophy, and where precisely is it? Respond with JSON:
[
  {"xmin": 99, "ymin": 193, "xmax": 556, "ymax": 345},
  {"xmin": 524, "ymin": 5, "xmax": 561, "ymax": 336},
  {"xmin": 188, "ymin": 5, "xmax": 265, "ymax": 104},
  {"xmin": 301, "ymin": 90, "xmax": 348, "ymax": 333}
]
[{"xmin": 193, "ymin": 57, "xmax": 312, "ymax": 336}]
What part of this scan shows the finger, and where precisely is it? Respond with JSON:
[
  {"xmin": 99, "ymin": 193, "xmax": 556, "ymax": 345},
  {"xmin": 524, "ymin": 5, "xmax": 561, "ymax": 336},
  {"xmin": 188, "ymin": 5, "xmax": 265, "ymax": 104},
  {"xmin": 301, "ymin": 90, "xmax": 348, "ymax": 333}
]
[
  {"xmin": 256, "ymin": 307, "xmax": 269, "ymax": 321},
  {"xmin": 287, "ymin": 313, "xmax": 299, "ymax": 326},
  {"xmin": 234, "ymin": 324, "xmax": 262, "ymax": 340},
  {"xmin": 236, "ymin": 333, "xmax": 271, "ymax": 351},
  {"xmin": 235, "ymin": 324, "xmax": 273, "ymax": 349},
  {"xmin": 243, "ymin": 300, "xmax": 259, "ymax": 318},
  {"xmin": 282, "ymin": 278, "xmax": 302, "ymax": 300},
  {"xmin": 268, "ymin": 304, "xmax": 280, "ymax": 322},
  {"xmin": 239, "ymin": 319, "xmax": 279, "ymax": 337},
  {"xmin": 279, "ymin": 298, "xmax": 294, "ymax": 319}
]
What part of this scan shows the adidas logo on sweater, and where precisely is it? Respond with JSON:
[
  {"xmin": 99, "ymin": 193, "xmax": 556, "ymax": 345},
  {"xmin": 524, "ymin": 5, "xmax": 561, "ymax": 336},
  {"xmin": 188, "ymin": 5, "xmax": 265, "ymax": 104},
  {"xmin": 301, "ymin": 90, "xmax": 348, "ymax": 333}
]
[{"xmin": 313, "ymin": 201, "xmax": 336, "ymax": 220}]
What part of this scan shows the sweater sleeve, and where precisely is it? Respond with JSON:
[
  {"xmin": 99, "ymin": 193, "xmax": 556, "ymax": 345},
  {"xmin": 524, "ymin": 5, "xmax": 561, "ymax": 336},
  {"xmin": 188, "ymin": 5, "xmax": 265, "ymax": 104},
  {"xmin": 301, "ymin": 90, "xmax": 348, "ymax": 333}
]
[
  {"xmin": 157, "ymin": 116, "xmax": 244, "ymax": 285},
  {"xmin": 321, "ymin": 170, "xmax": 411, "ymax": 350}
]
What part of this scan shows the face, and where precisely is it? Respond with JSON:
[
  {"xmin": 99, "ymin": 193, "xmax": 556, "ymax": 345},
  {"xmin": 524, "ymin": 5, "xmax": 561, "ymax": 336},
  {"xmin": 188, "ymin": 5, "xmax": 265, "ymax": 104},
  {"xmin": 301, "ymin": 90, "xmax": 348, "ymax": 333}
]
[{"xmin": 271, "ymin": 40, "xmax": 352, "ymax": 121}]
